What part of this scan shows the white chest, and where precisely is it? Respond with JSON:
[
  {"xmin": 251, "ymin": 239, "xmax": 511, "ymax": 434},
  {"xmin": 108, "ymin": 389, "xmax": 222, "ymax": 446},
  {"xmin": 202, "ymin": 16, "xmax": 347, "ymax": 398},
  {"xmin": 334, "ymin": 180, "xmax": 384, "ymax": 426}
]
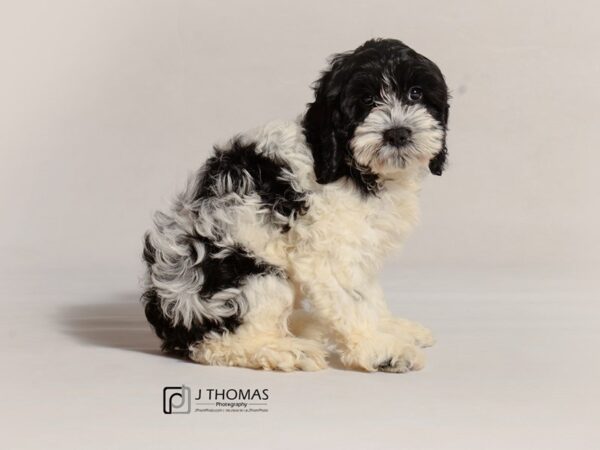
[{"xmin": 288, "ymin": 175, "xmax": 422, "ymax": 276}]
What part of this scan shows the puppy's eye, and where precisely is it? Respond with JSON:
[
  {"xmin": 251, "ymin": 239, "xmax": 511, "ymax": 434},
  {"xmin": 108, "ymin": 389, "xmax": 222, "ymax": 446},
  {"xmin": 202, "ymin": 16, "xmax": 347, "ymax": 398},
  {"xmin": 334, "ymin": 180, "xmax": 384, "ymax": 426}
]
[
  {"xmin": 361, "ymin": 96, "xmax": 375, "ymax": 106},
  {"xmin": 408, "ymin": 86, "xmax": 423, "ymax": 102}
]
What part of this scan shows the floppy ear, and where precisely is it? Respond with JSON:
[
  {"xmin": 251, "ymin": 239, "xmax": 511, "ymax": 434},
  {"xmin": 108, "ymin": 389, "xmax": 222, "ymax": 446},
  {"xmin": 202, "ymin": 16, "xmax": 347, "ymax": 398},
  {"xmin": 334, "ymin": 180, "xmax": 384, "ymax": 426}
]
[
  {"xmin": 302, "ymin": 54, "xmax": 350, "ymax": 184},
  {"xmin": 429, "ymin": 104, "xmax": 449, "ymax": 176},
  {"xmin": 429, "ymin": 146, "xmax": 447, "ymax": 176}
]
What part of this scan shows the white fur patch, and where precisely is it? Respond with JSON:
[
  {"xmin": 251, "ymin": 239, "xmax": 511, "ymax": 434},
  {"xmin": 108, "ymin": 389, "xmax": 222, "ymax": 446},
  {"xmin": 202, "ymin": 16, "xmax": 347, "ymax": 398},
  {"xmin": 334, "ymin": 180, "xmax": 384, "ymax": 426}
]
[{"xmin": 351, "ymin": 93, "xmax": 444, "ymax": 173}]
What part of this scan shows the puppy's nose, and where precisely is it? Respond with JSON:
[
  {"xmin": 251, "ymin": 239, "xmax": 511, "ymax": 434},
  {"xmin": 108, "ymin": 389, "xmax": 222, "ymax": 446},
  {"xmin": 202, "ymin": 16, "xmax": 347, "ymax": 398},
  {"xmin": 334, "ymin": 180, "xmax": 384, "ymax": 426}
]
[{"xmin": 383, "ymin": 127, "xmax": 412, "ymax": 147}]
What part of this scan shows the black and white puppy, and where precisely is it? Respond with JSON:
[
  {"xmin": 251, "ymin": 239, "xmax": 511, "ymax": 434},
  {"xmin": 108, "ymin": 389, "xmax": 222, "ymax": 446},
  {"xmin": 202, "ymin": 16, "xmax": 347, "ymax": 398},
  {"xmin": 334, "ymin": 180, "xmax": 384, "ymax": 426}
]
[{"xmin": 142, "ymin": 38, "xmax": 449, "ymax": 372}]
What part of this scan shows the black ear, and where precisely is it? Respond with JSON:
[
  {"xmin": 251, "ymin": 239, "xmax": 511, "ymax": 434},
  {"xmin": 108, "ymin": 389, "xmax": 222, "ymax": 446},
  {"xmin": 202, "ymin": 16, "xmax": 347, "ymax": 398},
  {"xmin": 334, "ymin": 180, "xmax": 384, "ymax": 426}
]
[
  {"xmin": 302, "ymin": 54, "xmax": 351, "ymax": 184},
  {"xmin": 429, "ymin": 104, "xmax": 449, "ymax": 176},
  {"xmin": 429, "ymin": 146, "xmax": 447, "ymax": 176},
  {"xmin": 303, "ymin": 95, "xmax": 345, "ymax": 184}
]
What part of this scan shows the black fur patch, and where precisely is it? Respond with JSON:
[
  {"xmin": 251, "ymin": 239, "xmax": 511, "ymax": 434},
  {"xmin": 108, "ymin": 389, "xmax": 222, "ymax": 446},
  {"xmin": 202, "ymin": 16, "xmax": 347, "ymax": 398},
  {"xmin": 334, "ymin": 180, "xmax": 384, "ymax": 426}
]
[
  {"xmin": 142, "ymin": 288, "xmax": 242, "ymax": 357},
  {"xmin": 142, "ymin": 233, "xmax": 279, "ymax": 356},
  {"xmin": 196, "ymin": 238, "xmax": 278, "ymax": 297},
  {"xmin": 346, "ymin": 159, "xmax": 382, "ymax": 196},
  {"xmin": 196, "ymin": 140, "xmax": 308, "ymax": 228}
]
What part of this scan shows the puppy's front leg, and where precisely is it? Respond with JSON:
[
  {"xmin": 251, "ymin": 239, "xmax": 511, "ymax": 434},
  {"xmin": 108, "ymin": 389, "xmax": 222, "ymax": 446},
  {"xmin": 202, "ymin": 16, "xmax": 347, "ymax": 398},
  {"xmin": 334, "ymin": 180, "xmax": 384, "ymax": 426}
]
[
  {"xmin": 295, "ymin": 268, "xmax": 425, "ymax": 373},
  {"xmin": 364, "ymin": 283, "xmax": 436, "ymax": 348}
]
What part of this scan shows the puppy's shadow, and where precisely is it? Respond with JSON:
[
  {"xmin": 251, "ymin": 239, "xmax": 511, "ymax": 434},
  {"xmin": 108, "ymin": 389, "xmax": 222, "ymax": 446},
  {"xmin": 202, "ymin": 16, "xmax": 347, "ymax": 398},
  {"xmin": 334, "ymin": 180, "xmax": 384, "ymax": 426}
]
[
  {"xmin": 59, "ymin": 294, "xmax": 347, "ymax": 369},
  {"xmin": 59, "ymin": 293, "xmax": 165, "ymax": 357}
]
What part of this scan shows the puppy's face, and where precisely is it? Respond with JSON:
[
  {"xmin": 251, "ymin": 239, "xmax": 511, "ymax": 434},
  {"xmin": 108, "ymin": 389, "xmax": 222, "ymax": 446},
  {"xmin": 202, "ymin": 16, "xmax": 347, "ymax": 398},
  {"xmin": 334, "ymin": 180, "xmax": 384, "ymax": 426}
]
[
  {"xmin": 304, "ymin": 39, "xmax": 449, "ymax": 185},
  {"xmin": 349, "ymin": 67, "xmax": 448, "ymax": 176}
]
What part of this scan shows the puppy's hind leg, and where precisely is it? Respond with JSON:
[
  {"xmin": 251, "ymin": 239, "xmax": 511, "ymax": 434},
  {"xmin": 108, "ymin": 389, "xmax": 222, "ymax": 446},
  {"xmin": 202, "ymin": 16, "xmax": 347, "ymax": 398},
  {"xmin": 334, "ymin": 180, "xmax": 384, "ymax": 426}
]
[{"xmin": 190, "ymin": 274, "xmax": 328, "ymax": 371}]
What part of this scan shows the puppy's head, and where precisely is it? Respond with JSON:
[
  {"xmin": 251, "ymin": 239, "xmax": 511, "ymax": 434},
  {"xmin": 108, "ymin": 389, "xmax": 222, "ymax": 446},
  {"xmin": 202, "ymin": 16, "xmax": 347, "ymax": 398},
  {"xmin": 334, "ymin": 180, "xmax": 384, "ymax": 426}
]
[{"xmin": 303, "ymin": 38, "xmax": 449, "ymax": 186}]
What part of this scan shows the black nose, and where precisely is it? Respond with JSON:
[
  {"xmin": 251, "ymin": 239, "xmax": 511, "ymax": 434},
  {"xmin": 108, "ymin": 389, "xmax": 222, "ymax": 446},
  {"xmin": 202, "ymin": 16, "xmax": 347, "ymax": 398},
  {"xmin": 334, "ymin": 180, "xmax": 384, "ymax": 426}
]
[{"xmin": 383, "ymin": 127, "xmax": 412, "ymax": 147}]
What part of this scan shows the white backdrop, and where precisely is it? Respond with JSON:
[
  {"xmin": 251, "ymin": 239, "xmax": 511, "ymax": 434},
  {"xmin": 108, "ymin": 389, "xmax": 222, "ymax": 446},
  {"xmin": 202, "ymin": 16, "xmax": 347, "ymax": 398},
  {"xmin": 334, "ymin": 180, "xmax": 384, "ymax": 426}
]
[
  {"xmin": 2, "ymin": 0, "xmax": 599, "ymax": 281},
  {"xmin": 1, "ymin": 2, "xmax": 599, "ymax": 449}
]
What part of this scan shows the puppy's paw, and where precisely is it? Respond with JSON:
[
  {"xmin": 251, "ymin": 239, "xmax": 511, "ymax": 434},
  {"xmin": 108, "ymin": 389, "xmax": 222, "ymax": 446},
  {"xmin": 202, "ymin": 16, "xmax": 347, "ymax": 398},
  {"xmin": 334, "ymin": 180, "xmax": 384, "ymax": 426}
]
[
  {"xmin": 254, "ymin": 337, "xmax": 329, "ymax": 372},
  {"xmin": 375, "ymin": 346, "xmax": 425, "ymax": 373},
  {"xmin": 340, "ymin": 334, "xmax": 425, "ymax": 373},
  {"xmin": 191, "ymin": 336, "xmax": 328, "ymax": 372}
]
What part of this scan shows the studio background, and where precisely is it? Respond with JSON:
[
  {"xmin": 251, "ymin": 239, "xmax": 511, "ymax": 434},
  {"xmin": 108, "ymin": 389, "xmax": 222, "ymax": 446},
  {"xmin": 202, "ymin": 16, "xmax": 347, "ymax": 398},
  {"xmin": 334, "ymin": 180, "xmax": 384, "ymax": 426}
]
[{"xmin": 1, "ymin": 1, "xmax": 598, "ymax": 449}]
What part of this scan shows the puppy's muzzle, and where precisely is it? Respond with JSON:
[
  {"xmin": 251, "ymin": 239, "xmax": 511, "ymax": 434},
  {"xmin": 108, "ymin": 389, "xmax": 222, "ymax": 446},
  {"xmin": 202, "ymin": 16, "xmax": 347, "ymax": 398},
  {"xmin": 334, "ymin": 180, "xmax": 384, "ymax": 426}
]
[{"xmin": 383, "ymin": 127, "xmax": 412, "ymax": 147}]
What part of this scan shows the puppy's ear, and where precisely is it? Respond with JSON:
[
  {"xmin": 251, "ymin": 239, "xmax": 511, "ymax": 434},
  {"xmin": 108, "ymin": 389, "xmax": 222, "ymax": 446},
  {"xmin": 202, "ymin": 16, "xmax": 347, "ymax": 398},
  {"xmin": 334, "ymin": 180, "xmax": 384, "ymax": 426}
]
[
  {"xmin": 429, "ymin": 146, "xmax": 447, "ymax": 176},
  {"xmin": 303, "ymin": 53, "xmax": 351, "ymax": 184},
  {"xmin": 429, "ymin": 104, "xmax": 449, "ymax": 176}
]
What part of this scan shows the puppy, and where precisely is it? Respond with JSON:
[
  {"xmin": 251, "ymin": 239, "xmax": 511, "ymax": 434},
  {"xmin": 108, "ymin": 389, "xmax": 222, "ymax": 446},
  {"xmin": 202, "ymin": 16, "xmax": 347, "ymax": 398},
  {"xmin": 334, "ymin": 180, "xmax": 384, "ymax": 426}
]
[{"xmin": 142, "ymin": 38, "xmax": 449, "ymax": 372}]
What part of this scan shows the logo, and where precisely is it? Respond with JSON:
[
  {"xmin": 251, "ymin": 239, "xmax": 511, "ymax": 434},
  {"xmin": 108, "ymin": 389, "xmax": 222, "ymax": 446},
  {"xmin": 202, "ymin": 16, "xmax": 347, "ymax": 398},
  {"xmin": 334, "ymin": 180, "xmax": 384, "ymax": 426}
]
[
  {"xmin": 163, "ymin": 385, "xmax": 191, "ymax": 414},
  {"xmin": 162, "ymin": 386, "xmax": 270, "ymax": 414}
]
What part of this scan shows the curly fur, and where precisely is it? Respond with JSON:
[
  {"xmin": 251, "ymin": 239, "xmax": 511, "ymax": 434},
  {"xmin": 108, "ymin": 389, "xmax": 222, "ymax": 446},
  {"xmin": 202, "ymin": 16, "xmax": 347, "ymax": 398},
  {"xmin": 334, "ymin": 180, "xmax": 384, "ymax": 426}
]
[{"xmin": 142, "ymin": 38, "xmax": 449, "ymax": 372}]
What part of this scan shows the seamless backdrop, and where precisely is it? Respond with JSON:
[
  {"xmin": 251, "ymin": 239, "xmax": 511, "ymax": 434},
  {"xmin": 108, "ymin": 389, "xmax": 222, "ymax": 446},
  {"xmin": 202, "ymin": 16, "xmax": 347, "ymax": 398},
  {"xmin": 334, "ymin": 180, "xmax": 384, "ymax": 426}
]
[
  {"xmin": 2, "ymin": 0, "xmax": 599, "ymax": 279},
  {"xmin": 1, "ymin": 1, "xmax": 599, "ymax": 449}
]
